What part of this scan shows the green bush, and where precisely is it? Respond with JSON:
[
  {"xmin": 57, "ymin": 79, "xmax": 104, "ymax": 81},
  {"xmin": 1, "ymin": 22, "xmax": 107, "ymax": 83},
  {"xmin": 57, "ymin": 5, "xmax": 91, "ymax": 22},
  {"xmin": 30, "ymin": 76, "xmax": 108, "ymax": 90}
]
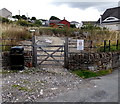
[
  {"xmin": 38, "ymin": 27, "xmax": 79, "ymax": 37},
  {"xmin": 16, "ymin": 19, "xmax": 29, "ymax": 26},
  {"xmin": 0, "ymin": 16, "xmax": 10, "ymax": 23},
  {"xmin": 33, "ymin": 20, "xmax": 42, "ymax": 27}
]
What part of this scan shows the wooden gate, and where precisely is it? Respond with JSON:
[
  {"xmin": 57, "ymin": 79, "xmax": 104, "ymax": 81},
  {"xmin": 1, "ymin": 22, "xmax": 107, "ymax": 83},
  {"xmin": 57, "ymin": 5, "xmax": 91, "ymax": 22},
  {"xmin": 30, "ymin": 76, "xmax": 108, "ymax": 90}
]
[{"xmin": 32, "ymin": 36, "xmax": 68, "ymax": 68}]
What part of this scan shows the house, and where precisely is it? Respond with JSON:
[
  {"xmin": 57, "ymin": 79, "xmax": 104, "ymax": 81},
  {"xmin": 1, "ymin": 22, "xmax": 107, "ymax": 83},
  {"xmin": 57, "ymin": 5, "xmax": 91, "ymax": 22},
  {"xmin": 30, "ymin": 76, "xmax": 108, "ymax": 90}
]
[
  {"xmin": 49, "ymin": 20, "xmax": 61, "ymax": 27},
  {"xmin": 70, "ymin": 21, "xmax": 82, "ymax": 28},
  {"xmin": 0, "ymin": 8, "xmax": 12, "ymax": 18},
  {"xmin": 49, "ymin": 17, "xmax": 70, "ymax": 28},
  {"xmin": 96, "ymin": 6, "xmax": 120, "ymax": 31},
  {"xmin": 40, "ymin": 19, "xmax": 49, "ymax": 26},
  {"xmin": 59, "ymin": 18, "xmax": 70, "ymax": 27}
]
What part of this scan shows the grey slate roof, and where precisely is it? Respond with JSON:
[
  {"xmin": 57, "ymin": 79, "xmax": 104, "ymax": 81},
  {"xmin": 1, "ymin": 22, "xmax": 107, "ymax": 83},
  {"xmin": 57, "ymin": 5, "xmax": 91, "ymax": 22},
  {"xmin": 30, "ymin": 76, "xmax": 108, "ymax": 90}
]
[
  {"xmin": 103, "ymin": 6, "xmax": 120, "ymax": 20},
  {"xmin": 49, "ymin": 20, "xmax": 61, "ymax": 24},
  {"xmin": 97, "ymin": 6, "xmax": 120, "ymax": 24}
]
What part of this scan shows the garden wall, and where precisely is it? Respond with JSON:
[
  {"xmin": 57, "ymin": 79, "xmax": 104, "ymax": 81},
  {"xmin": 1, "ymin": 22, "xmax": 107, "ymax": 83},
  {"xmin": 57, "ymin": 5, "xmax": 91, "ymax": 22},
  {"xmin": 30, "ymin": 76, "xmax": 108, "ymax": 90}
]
[
  {"xmin": 1, "ymin": 51, "xmax": 120, "ymax": 71},
  {"xmin": 2, "ymin": 51, "xmax": 32, "ymax": 69},
  {"xmin": 68, "ymin": 52, "xmax": 120, "ymax": 71}
]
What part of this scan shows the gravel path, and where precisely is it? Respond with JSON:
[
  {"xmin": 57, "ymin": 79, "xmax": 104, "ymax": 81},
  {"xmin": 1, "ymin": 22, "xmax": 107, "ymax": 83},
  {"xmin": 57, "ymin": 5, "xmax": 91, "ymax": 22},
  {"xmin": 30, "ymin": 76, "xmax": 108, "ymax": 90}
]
[
  {"xmin": 39, "ymin": 69, "xmax": 118, "ymax": 102},
  {"xmin": 2, "ymin": 67, "xmax": 89, "ymax": 102}
]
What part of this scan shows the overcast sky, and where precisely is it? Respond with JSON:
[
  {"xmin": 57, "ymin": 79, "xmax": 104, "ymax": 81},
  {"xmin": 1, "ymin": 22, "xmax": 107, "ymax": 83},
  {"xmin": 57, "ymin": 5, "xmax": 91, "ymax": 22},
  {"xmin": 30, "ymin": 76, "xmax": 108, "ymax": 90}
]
[{"xmin": 0, "ymin": 0, "xmax": 119, "ymax": 22}]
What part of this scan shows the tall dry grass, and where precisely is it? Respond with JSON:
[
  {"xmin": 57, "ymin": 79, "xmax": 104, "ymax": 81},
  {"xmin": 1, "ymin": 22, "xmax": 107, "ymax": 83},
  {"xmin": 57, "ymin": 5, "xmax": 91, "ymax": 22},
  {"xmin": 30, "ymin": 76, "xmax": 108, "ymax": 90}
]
[
  {"xmin": 89, "ymin": 30, "xmax": 120, "ymax": 48},
  {"xmin": 0, "ymin": 23, "xmax": 31, "ymax": 51},
  {"xmin": 0, "ymin": 23, "xmax": 120, "ymax": 51}
]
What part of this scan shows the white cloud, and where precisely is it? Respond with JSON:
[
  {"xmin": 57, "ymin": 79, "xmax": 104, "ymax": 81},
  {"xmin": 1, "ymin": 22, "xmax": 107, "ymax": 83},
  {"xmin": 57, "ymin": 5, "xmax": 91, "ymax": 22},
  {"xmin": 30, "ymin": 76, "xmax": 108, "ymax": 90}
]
[
  {"xmin": 52, "ymin": 0, "xmax": 119, "ymax": 2},
  {"xmin": 0, "ymin": 0, "xmax": 116, "ymax": 22},
  {"xmin": 80, "ymin": 7, "xmax": 101, "ymax": 21}
]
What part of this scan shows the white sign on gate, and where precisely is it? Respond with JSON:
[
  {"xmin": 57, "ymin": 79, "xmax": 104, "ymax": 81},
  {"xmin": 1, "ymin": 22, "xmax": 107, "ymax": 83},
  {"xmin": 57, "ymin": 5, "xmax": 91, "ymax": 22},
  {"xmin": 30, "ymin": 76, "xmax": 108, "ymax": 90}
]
[{"xmin": 77, "ymin": 40, "xmax": 84, "ymax": 50}]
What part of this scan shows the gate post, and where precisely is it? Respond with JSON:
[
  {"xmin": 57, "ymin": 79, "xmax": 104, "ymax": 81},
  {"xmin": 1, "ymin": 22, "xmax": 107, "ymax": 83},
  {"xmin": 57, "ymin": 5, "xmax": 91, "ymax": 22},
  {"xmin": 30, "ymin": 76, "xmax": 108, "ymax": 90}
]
[
  {"xmin": 32, "ymin": 35, "xmax": 37, "ymax": 67},
  {"xmin": 64, "ymin": 37, "xmax": 68, "ymax": 69}
]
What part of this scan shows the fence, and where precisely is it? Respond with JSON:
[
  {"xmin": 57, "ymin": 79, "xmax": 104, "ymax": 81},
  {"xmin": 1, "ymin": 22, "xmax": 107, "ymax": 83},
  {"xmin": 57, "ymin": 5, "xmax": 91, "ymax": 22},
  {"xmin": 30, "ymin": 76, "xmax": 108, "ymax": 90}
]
[
  {"xmin": 32, "ymin": 36, "xmax": 66, "ymax": 67},
  {"xmin": 68, "ymin": 38, "xmax": 120, "ymax": 53},
  {"xmin": 0, "ymin": 37, "xmax": 120, "ymax": 70},
  {"xmin": 0, "ymin": 36, "xmax": 68, "ymax": 68},
  {"xmin": 66, "ymin": 38, "xmax": 120, "ymax": 70}
]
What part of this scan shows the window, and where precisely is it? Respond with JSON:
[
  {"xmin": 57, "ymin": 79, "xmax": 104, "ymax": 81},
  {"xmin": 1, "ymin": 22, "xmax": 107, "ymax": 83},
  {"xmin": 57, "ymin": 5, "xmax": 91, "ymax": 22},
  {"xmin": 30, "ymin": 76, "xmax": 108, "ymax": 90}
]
[
  {"xmin": 104, "ymin": 17, "xmax": 119, "ymax": 22},
  {"xmin": 106, "ymin": 17, "xmax": 115, "ymax": 20}
]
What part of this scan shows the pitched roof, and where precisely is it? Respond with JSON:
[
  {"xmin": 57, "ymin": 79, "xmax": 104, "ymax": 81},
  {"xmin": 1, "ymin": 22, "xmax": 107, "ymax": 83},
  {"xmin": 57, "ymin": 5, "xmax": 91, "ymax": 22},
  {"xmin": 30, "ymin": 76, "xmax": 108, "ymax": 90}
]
[
  {"xmin": 70, "ymin": 21, "xmax": 79, "ymax": 24},
  {"xmin": 60, "ymin": 19, "xmax": 70, "ymax": 23},
  {"xmin": 49, "ymin": 20, "xmax": 61, "ymax": 24},
  {"xmin": 0, "ymin": 8, "xmax": 12, "ymax": 14},
  {"xmin": 102, "ymin": 6, "xmax": 120, "ymax": 20},
  {"xmin": 97, "ymin": 6, "xmax": 120, "ymax": 24}
]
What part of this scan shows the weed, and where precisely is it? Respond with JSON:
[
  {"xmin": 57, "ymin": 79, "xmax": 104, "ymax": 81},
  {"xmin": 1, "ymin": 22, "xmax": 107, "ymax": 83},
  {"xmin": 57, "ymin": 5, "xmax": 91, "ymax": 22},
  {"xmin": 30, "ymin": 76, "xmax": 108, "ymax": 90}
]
[
  {"xmin": 71, "ymin": 69, "xmax": 112, "ymax": 79},
  {"xmin": 99, "ymin": 43, "xmax": 120, "ymax": 52},
  {"xmin": 12, "ymin": 84, "xmax": 32, "ymax": 91},
  {"xmin": 1, "ymin": 70, "xmax": 19, "ymax": 74}
]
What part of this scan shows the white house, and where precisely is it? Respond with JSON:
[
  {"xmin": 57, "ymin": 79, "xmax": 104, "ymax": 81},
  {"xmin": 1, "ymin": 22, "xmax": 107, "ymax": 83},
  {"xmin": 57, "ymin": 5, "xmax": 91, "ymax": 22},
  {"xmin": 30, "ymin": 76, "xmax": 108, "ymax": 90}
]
[
  {"xmin": 70, "ymin": 21, "xmax": 82, "ymax": 28},
  {"xmin": 0, "ymin": 8, "xmax": 12, "ymax": 18},
  {"xmin": 40, "ymin": 19, "xmax": 49, "ymax": 26},
  {"xmin": 97, "ymin": 6, "xmax": 120, "ymax": 31}
]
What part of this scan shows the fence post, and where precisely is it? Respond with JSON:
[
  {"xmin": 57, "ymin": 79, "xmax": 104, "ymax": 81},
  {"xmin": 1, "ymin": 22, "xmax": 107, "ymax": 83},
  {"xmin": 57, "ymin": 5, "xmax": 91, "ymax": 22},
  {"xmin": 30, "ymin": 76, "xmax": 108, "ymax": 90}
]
[
  {"xmin": 64, "ymin": 37, "xmax": 68, "ymax": 69},
  {"xmin": 109, "ymin": 40, "xmax": 110, "ymax": 52},
  {"xmin": 104, "ymin": 40, "xmax": 106, "ymax": 52},
  {"xmin": 116, "ymin": 40, "xmax": 119, "ymax": 50},
  {"xmin": 32, "ymin": 35, "xmax": 37, "ymax": 67}
]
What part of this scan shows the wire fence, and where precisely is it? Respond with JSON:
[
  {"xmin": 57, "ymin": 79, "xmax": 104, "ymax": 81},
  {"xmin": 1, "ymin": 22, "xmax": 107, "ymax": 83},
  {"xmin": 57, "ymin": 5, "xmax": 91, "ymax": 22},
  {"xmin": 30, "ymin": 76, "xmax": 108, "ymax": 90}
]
[
  {"xmin": 0, "ymin": 38, "xmax": 120, "ymax": 53},
  {"xmin": 68, "ymin": 38, "xmax": 120, "ymax": 53}
]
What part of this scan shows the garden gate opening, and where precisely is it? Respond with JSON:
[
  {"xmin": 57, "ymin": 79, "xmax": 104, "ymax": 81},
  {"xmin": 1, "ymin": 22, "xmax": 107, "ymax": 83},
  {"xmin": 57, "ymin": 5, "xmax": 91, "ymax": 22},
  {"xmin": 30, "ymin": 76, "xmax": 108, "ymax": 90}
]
[{"xmin": 32, "ymin": 36, "xmax": 68, "ymax": 68}]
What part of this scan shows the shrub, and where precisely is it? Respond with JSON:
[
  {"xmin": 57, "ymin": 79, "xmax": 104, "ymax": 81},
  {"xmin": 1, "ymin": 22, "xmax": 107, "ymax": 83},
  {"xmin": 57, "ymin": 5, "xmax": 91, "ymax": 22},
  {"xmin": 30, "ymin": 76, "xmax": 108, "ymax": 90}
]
[
  {"xmin": 33, "ymin": 20, "xmax": 42, "ymax": 27},
  {"xmin": 81, "ymin": 24, "xmax": 102, "ymax": 30},
  {"xmin": 16, "ymin": 19, "xmax": 29, "ymax": 26},
  {"xmin": 0, "ymin": 16, "xmax": 10, "ymax": 23}
]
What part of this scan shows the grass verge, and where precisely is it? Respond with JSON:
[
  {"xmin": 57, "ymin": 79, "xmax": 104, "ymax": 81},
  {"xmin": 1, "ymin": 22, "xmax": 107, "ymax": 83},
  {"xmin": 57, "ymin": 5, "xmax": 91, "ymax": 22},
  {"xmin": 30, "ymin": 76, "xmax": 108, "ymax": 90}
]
[{"xmin": 71, "ymin": 69, "xmax": 112, "ymax": 79}]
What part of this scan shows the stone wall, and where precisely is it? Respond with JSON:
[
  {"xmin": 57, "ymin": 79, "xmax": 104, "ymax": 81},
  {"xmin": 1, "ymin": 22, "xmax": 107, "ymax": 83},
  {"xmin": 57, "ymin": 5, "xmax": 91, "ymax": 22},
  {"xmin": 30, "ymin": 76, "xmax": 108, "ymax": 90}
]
[
  {"xmin": 2, "ymin": 51, "xmax": 32, "ymax": 69},
  {"xmin": 68, "ymin": 52, "xmax": 120, "ymax": 71},
  {"xmin": 2, "ymin": 51, "xmax": 120, "ymax": 71}
]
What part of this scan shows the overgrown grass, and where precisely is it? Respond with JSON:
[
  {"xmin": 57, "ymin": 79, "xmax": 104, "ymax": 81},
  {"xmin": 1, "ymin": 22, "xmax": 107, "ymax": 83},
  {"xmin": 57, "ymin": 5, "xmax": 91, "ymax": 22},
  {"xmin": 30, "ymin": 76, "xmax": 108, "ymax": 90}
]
[
  {"xmin": 71, "ymin": 69, "xmax": 112, "ymax": 79},
  {"xmin": 1, "ymin": 23, "xmax": 120, "ymax": 52},
  {"xmin": 1, "ymin": 23, "xmax": 32, "ymax": 51},
  {"xmin": 39, "ymin": 27, "xmax": 79, "ymax": 37},
  {"xmin": 99, "ymin": 44, "xmax": 120, "ymax": 52},
  {"xmin": 1, "ymin": 24, "xmax": 31, "ymax": 39},
  {"xmin": 38, "ymin": 27, "xmax": 120, "ymax": 41}
]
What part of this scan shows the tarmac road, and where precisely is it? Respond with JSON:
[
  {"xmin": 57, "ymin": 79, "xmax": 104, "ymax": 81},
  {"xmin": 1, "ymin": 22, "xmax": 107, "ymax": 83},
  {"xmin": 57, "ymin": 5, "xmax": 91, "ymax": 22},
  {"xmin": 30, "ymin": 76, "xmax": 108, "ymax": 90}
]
[{"xmin": 40, "ymin": 69, "xmax": 119, "ymax": 102}]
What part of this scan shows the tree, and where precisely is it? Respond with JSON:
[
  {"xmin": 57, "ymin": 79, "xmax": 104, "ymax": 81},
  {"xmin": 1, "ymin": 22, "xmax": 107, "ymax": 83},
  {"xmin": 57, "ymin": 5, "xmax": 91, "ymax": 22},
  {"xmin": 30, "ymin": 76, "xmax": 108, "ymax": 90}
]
[
  {"xmin": 21, "ymin": 15, "xmax": 27, "ymax": 20},
  {"xmin": 12, "ymin": 15, "xmax": 21, "ymax": 20},
  {"xmin": 16, "ymin": 19, "xmax": 28, "ymax": 26},
  {"xmin": 0, "ymin": 16, "xmax": 9, "ymax": 23},
  {"xmin": 49, "ymin": 16, "xmax": 60, "ymax": 20},
  {"xmin": 70, "ymin": 24, "xmax": 76, "ymax": 28},
  {"xmin": 34, "ymin": 20, "xmax": 42, "ymax": 26},
  {"xmin": 31, "ymin": 17, "xmax": 36, "ymax": 20}
]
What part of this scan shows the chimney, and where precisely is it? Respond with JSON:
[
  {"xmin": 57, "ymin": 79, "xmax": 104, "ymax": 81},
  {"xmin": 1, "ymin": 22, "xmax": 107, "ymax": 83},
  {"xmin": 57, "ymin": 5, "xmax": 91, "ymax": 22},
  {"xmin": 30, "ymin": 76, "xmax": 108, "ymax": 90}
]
[{"xmin": 100, "ymin": 15, "xmax": 102, "ymax": 25}]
